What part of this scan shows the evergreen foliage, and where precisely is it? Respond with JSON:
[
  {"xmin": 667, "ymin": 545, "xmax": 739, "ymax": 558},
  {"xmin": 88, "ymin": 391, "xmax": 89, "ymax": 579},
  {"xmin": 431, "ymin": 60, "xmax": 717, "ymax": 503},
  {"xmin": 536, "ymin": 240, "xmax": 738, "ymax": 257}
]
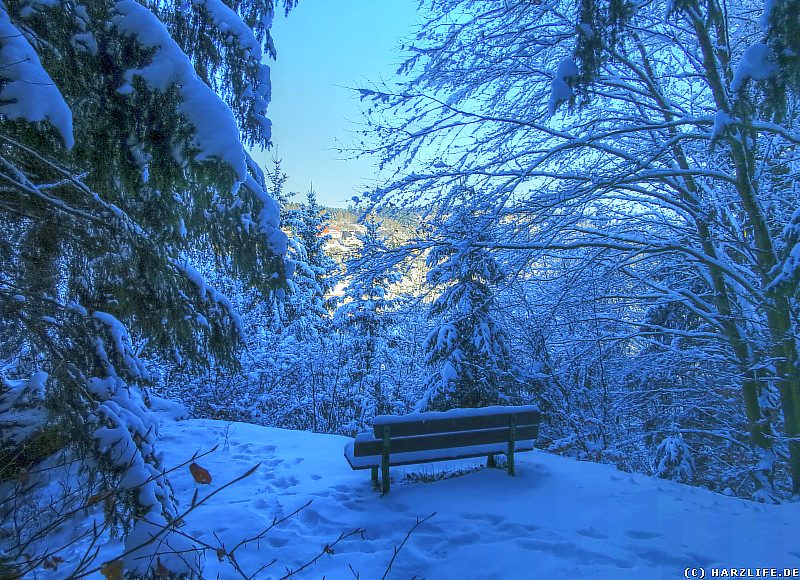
[
  {"xmin": 284, "ymin": 188, "xmax": 340, "ymax": 329},
  {"xmin": 421, "ymin": 201, "xmax": 524, "ymax": 411},
  {"xmin": 655, "ymin": 434, "xmax": 696, "ymax": 484},
  {"xmin": 334, "ymin": 218, "xmax": 402, "ymax": 429},
  {"xmin": 0, "ymin": 0, "xmax": 292, "ymax": 573}
]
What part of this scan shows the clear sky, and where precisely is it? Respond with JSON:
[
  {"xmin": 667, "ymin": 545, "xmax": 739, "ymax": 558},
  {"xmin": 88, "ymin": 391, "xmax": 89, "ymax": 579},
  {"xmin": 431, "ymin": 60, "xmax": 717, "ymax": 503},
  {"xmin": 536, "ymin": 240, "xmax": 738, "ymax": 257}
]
[{"xmin": 253, "ymin": 0, "xmax": 419, "ymax": 208}]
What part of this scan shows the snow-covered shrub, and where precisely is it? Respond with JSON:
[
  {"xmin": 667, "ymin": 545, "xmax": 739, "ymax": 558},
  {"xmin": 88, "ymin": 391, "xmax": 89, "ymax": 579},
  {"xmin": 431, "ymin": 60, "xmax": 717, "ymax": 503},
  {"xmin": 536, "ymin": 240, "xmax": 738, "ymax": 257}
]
[{"xmin": 654, "ymin": 434, "xmax": 695, "ymax": 484}]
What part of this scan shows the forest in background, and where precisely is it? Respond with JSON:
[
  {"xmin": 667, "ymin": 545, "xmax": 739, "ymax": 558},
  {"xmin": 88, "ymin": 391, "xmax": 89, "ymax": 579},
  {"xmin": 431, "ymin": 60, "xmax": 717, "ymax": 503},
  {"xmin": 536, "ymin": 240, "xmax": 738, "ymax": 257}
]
[{"xmin": 2, "ymin": 0, "xmax": 800, "ymax": 576}]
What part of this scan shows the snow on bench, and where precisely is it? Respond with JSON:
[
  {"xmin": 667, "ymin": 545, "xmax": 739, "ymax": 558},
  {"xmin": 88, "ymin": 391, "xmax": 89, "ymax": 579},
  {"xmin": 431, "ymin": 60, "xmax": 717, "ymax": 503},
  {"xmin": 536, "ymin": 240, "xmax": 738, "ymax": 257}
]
[{"xmin": 344, "ymin": 405, "xmax": 541, "ymax": 493}]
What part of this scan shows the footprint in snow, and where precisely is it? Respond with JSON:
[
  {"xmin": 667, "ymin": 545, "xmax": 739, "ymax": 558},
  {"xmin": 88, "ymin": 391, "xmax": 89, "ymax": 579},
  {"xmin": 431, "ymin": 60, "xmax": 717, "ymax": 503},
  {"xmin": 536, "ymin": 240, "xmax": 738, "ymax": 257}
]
[
  {"xmin": 273, "ymin": 475, "xmax": 299, "ymax": 489},
  {"xmin": 267, "ymin": 536, "xmax": 289, "ymax": 548},
  {"xmin": 309, "ymin": 474, "xmax": 322, "ymax": 481},
  {"xmin": 253, "ymin": 497, "xmax": 279, "ymax": 511},
  {"xmin": 625, "ymin": 529, "xmax": 660, "ymax": 540},
  {"xmin": 463, "ymin": 513, "xmax": 503, "ymax": 525},
  {"xmin": 684, "ymin": 551, "xmax": 715, "ymax": 567},
  {"xmin": 628, "ymin": 546, "xmax": 686, "ymax": 567},
  {"xmin": 342, "ymin": 500, "xmax": 366, "ymax": 512},
  {"xmin": 493, "ymin": 520, "xmax": 539, "ymax": 535},
  {"xmin": 449, "ymin": 531, "xmax": 481, "ymax": 544},
  {"xmin": 576, "ymin": 527, "xmax": 610, "ymax": 540},
  {"xmin": 516, "ymin": 537, "xmax": 633, "ymax": 569},
  {"xmin": 299, "ymin": 507, "xmax": 322, "ymax": 525}
]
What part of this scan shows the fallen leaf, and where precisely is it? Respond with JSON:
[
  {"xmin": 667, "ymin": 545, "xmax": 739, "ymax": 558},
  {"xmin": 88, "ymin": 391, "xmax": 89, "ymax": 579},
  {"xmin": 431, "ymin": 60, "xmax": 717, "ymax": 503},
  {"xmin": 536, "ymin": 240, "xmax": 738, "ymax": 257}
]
[
  {"xmin": 86, "ymin": 493, "xmax": 105, "ymax": 507},
  {"xmin": 100, "ymin": 559, "xmax": 123, "ymax": 580},
  {"xmin": 155, "ymin": 558, "xmax": 170, "ymax": 576},
  {"xmin": 189, "ymin": 462, "xmax": 212, "ymax": 484}
]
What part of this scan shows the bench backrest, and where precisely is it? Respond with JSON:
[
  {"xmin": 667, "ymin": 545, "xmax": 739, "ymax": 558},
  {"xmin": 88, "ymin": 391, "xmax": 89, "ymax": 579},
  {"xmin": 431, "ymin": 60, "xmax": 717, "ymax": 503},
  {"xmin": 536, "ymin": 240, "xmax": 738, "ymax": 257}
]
[{"xmin": 353, "ymin": 405, "xmax": 540, "ymax": 458}]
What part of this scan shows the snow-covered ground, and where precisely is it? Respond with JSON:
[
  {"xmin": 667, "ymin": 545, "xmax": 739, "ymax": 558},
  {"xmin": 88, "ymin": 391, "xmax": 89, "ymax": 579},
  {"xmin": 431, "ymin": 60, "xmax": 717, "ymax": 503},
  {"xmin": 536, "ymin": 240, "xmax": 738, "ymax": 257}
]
[
  {"xmin": 154, "ymin": 419, "xmax": 798, "ymax": 578},
  {"xmin": 10, "ymin": 417, "xmax": 800, "ymax": 578}
]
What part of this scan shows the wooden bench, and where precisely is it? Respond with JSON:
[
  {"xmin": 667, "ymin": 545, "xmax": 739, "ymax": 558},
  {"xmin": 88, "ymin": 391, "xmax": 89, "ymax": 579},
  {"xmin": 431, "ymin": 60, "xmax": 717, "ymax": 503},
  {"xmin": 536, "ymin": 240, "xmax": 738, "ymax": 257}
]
[{"xmin": 344, "ymin": 405, "xmax": 541, "ymax": 494}]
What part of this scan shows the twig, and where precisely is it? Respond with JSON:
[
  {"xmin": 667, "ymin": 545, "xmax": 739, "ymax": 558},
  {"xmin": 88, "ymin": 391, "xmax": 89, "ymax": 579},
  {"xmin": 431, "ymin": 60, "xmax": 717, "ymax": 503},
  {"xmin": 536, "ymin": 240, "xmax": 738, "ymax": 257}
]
[
  {"xmin": 280, "ymin": 528, "xmax": 366, "ymax": 579},
  {"xmin": 382, "ymin": 512, "xmax": 436, "ymax": 580},
  {"xmin": 227, "ymin": 500, "xmax": 313, "ymax": 557},
  {"xmin": 74, "ymin": 461, "xmax": 259, "ymax": 578},
  {"xmin": 205, "ymin": 500, "xmax": 313, "ymax": 579},
  {"xmin": 10, "ymin": 445, "xmax": 220, "ymax": 568}
]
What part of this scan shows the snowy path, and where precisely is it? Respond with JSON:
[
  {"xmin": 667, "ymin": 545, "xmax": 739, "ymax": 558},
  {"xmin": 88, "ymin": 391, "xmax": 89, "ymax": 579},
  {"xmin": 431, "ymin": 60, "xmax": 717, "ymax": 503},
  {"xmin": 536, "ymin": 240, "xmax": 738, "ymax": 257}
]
[{"xmin": 154, "ymin": 419, "xmax": 799, "ymax": 579}]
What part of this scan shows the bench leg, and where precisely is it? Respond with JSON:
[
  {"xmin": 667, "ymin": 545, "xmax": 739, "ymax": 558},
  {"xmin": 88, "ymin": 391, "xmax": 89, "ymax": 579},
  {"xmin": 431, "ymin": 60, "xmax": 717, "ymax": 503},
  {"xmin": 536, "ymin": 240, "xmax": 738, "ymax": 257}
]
[
  {"xmin": 487, "ymin": 453, "xmax": 497, "ymax": 468},
  {"xmin": 371, "ymin": 467, "xmax": 378, "ymax": 488},
  {"xmin": 381, "ymin": 453, "xmax": 390, "ymax": 494},
  {"xmin": 381, "ymin": 427, "xmax": 391, "ymax": 494},
  {"xmin": 507, "ymin": 417, "xmax": 517, "ymax": 476},
  {"xmin": 381, "ymin": 459, "xmax": 390, "ymax": 494}
]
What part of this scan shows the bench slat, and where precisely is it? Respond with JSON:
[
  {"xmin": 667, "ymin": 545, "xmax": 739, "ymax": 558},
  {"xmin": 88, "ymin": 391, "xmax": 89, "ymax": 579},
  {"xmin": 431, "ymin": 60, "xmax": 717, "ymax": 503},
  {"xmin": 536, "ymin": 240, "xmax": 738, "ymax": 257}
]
[
  {"xmin": 354, "ymin": 424, "xmax": 539, "ymax": 457},
  {"xmin": 344, "ymin": 439, "xmax": 536, "ymax": 470},
  {"xmin": 373, "ymin": 406, "xmax": 540, "ymax": 438}
]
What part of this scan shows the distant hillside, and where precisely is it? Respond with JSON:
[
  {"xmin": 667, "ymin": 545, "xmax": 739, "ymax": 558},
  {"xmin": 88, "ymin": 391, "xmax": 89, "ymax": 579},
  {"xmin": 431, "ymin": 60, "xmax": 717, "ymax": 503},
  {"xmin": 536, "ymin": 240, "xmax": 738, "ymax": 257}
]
[{"xmin": 325, "ymin": 207, "xmax": 422, "ymax": 244}]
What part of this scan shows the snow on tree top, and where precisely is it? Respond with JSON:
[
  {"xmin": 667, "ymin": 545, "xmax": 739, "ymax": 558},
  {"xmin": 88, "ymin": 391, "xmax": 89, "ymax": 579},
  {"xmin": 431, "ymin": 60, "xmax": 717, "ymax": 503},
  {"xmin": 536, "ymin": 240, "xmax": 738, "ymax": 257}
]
[
  {"xmin": 0, "ymin": 9, "xmax": 74, "ymax": 147},
  {"xmin": 192, "ymin": 0, "xmax": 264, "ymax": 64},
  {"xmin": 731, "ymin": 43, "xmax": 779, "ymax": 92},
  {"xmin": 548, "ymin": 57, "xmax": 578, "ymax": 115},
  {"xmin": 110, "ymin": 1, "xmax": 249, "ymax": 181}
]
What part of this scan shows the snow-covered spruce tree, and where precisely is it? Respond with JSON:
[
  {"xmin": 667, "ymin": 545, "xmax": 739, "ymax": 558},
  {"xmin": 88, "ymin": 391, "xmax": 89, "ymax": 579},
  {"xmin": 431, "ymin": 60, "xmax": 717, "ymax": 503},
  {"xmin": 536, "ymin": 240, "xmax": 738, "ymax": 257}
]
[
  {"xmin": 654, "ymin": 434, "xmax": 696, "ymax": 485},
  {"xmin": 419, "ymin": 199, "xmax": 525, "ymax": 411},
  {"xmin": 362, "ymin": 0, "xmax": 800, "ymax": 499},
  {"xmin": 161, "ymin": 171, "xmax": 342, "ymax": 433},
  {"xmin": 258, "ymin": 159, "xmax": 336, "ymax": 330},
  {"xmin": 0, "ymin": 0, "xmax": 291, "ymax": 574},
  {"xmin": 282, "ymin": 187, "xmax": 339, "ymax": 329},
  {"xmin": 269, "ymin": 189, "xmax": 341, "ymax": 430},
  {"xmin": 242, "ymin": 185, "xmax": 341, "ymax": 431},
  {"xmin": 333, "ymin": 218, "xmax": 402, "ymax": 433},
  {"xmin": 297, "ymin": 189, "xmax": 339, "ymax": 306}
]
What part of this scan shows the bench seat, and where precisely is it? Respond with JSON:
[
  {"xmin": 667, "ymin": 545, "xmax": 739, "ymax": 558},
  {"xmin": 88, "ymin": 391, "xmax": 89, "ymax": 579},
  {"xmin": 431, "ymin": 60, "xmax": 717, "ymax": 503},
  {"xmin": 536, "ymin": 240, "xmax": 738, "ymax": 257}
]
[
  {"xmin": 344, "ymin": 437, "xmax": 536, "ymax": 469},
  {"xmin": 344, "ymin": 405, "xmax": 541, "ymax": 493}
]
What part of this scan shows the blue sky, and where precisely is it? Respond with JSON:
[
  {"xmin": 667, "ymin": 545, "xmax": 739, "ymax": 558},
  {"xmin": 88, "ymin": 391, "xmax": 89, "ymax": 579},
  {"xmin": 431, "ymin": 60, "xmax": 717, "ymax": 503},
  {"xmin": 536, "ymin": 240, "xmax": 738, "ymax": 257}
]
[{"xmin": 254, "ymin": 1, "xmax": 419, "ymax": 208}]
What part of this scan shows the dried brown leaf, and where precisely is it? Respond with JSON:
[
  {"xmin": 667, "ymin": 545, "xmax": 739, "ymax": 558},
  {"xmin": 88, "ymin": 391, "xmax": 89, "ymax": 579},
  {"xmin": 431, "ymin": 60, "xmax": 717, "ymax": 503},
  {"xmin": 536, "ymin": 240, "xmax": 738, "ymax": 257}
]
[
  {"xmin": 156, "ymin": 558, "xmax": 170, "ymax": 576},
  {"xmin": 100, "ymin": 559, "xmax": 123, "ymax": 580},
  {"xmin": 189, "ymin": 462, "xmax": 212, "ymax": 484}
]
